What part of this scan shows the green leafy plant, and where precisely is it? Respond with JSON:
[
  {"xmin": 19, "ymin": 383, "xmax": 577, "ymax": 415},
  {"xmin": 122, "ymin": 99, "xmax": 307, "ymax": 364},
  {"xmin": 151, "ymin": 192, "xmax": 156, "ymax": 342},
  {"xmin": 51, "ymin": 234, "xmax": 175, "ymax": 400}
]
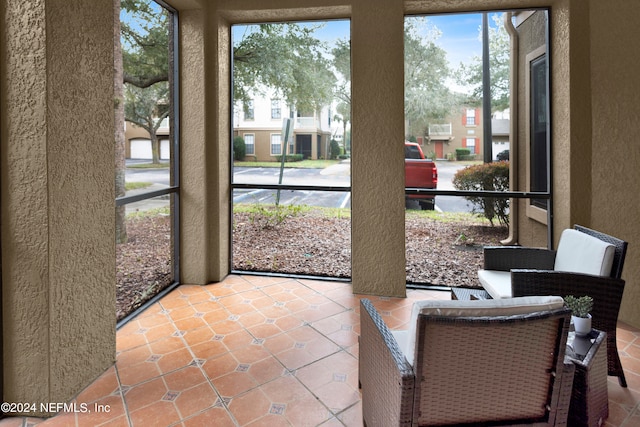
[
  {"xmin": 248, "ymin": 198, "xmax": 307, "ymax": 229},
  {"xmin": 455, "ymin": 148, "xmax": 471, "ymax": 160},
  {"xmin": 233, "ymin": 136, "xmax": 246, "ymax": 161},
  {"xmin": 329, "ymin": 139, "xmax": 341, "ymax": 160},
  {"xmin": 452, "ymin": 161, "xmax": 510, "ymax": 226},
  {"xmin": 274, "ymin": 154, "xmax": 304, "ymax": 162},
  {"xmin": 564, "ymin": 295, "xmax": 594, "ymax": 318}
]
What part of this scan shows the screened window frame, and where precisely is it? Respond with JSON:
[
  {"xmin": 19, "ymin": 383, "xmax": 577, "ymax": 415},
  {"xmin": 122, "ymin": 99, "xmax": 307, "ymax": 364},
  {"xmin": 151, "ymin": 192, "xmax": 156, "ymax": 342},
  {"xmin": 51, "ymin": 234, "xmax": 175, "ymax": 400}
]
[
  {"xmin": 403, "ymin": 9, "xmax": 553, "ymax": 248},
  {"xmin": 115, "ymin": 0, "xmax": 181, "ymax": 328}
]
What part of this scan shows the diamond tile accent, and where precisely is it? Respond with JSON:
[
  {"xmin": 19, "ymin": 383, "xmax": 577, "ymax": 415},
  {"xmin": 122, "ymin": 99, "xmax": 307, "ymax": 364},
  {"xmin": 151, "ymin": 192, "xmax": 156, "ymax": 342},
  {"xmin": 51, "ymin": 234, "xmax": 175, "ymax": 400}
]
[
  {"xmin": 162, "ymin": 391, "xmax": 180, "ymax": 402},
  {"xmin": 269, "ymin": 403, "xmax": 286, "ymax": 415},
  {"xmin": 236, "ymin": 364, "xmax": 250, "ymax": 372},
  {"xmin": 214, "ymin": 397, "xmax": 232, "ymax": 408},
  {"xmin": 333, "ymin": 373, "xmax": 347, "ymax": 382},
  {"xmin": 189, "ymin": 358, "xmax": 205, "ymax": 367},
  {"xmin": 146, "ymin": 354, "xmax": 162, "ymax": 362}
]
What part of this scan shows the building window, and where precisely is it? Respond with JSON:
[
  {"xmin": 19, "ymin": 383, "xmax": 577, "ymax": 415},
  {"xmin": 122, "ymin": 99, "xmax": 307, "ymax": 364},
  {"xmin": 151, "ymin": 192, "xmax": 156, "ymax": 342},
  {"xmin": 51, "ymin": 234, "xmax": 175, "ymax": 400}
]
[
  {"xmin": 529, "ymin": 53, "xmax": 548, "ymax": 210},
  {"xmin": 526, "ymin": 44, "xmax": 549, "ymax": 224},
  {"xmin": 244, "ymin": 134, "xmax": 255, "ymax": 155},
  {"xmin": 466, "ymin": 108, "xmax": 476, "ymax": 125},
  {"xmin": 244, "ymin": 100, "xmax": 254, "ymax": 120},
  {"xmin": 465, "ymin": 138, "xmax": 477, "ymax": 154},
  {"xmin": 271, "ymin": 133, "xmax": 282, "ymax": 155},
  {"xmin": 271, "ymin": 99, "xmax": 281, "ymax": 119}
]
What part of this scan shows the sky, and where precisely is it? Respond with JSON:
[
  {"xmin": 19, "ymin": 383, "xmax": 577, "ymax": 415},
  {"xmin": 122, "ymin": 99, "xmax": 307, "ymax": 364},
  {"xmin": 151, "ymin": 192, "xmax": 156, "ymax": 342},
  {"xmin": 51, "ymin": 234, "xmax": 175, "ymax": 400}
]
[{"xmin": 231, "ymin": 12, "xmax": 503, "ymax": 73}]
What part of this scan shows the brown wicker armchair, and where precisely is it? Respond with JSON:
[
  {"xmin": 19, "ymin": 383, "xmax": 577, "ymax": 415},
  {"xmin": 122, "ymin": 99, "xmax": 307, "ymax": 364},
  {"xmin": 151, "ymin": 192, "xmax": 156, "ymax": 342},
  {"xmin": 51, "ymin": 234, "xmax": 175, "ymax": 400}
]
[
  {"xmin": 359, "ymin": 297, "xmax": 575, "ymax": 427},
  {"xmin": 479, "ymin": 225, "xmax": 628, "ymax": 387}
]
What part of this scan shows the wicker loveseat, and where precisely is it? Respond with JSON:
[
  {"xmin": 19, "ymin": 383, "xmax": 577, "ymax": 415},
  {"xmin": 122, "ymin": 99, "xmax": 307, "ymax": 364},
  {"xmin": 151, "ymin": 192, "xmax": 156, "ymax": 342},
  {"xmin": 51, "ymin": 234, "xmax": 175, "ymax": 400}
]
[
  {"xmin": 478, "ymin": 225, "xmax": 628, "ymax": 386},
  {"xmin": 359, "ymin": 297, "xmax": 575, "ymax": 426}
]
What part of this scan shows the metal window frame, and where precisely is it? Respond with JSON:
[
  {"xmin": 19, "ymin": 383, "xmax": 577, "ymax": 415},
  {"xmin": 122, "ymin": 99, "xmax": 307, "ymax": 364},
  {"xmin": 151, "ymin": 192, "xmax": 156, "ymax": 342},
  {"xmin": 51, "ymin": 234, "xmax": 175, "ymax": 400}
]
[
  {"xmin": 116, "ymin": 0, "xmax": 180, "ymax": 328},
  {"xmin": 229, "ymin": 9, "xmax": 553, "ymax": 279}
]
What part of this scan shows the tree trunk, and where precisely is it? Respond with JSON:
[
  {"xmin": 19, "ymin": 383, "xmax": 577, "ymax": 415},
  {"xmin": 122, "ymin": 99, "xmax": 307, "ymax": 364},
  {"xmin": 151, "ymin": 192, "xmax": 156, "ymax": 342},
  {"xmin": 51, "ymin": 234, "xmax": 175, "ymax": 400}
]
[
  {"xmin": 150, "ymin": 129, "xmax": 160, "ymax": 164},
  {"xmin": 114, "ymin": 0, "xmax": 127, "ymax": 244}
]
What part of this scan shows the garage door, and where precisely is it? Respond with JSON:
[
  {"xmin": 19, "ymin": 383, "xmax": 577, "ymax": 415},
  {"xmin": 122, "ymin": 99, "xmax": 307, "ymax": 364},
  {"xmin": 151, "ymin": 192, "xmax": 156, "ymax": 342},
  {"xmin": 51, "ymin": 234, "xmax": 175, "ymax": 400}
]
[{"xmin": 130, "ymin": 139, "xmax": 152, "ymax": 159}]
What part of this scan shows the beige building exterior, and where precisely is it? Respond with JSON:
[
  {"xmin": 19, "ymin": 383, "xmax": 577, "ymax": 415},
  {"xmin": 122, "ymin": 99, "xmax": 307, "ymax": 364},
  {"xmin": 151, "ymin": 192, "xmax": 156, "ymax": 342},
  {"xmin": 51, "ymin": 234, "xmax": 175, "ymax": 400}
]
[
  {"xmin": 2, "ymin": 0, "xmax": 640, "ymax": 410},
  {"xmin": 416, "ymin": 106, "xmax": 486, "ymax": 160}
]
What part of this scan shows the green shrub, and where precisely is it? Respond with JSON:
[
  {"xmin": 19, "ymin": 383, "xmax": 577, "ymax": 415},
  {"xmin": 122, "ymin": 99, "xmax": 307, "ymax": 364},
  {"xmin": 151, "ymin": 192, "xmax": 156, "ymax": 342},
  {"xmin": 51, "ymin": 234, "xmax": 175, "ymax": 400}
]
[
  {"xmin": 329, "ymin": 139, "xmax": 341, "ymax": 160},
  {"xmin": 452, "ymin": 161, "xmax": 510, "ymax": 226},
  {"xmin": 233, "ymin": 136, "xmax": 246, "ymax": 161},
  {"xmin": 248, "ymin": 200, "xmax": 307, "ymax": 229},
  {"xmin": 274, "ymin": 154, "xmax": 304, "ymax": 162},
  {"xmin": 455, "ymin": 148, "xmax": 471, "ymax": 160}
]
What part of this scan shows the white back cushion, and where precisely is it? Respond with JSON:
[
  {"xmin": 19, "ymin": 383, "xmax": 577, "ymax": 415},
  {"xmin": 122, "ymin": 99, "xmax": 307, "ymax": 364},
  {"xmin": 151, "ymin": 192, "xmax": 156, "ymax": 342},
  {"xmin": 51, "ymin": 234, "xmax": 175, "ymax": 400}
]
[
  {"xmin": 554, "ymin": 229, "xmax": 615, "ymax": 277},
  {"xmin": 400, "ymin": 296, "xmax": 565, "ymax": 365},
  {"xmin": 478, "ymin": 270, "xmax": 512, "ymax": 299}
]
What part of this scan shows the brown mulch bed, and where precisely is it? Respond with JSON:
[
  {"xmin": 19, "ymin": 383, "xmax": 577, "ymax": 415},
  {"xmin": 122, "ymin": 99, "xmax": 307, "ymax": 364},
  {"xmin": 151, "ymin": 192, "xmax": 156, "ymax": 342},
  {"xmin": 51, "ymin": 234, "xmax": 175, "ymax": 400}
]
[
  {"xmin": 116, "ymin": 215, "xmax": 172, "ymax": 321},
  {"xmin": 233, "ymin": 211, "xmax": 508, "ymax": 287},
  {"xmin": 116, "ymin": 211, "xmax": 508, "ymax": 320}
]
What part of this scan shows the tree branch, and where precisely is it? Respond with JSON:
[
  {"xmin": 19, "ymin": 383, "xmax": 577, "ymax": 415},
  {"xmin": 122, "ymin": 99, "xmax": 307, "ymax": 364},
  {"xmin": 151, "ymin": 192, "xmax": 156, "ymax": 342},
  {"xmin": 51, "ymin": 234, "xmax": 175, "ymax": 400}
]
[{"xmin": 124, "ymin": 73, "xmax": 168, "ymax": 88}]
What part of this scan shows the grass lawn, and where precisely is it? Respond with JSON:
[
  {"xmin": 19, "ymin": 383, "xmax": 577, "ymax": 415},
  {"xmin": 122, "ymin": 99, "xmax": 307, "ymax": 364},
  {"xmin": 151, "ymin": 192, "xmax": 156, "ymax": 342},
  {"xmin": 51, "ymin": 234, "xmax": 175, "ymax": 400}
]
[{"xmin": 234, "ymin": 159, "xmax": 342, "ymax": 169}]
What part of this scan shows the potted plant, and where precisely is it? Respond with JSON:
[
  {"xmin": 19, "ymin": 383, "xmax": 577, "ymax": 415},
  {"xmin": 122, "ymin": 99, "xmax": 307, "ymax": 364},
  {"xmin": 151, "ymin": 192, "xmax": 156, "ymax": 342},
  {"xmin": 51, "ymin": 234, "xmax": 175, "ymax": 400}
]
[{"xmin": 564, "ymin": 295, "xmax": 594, "ymax": 336}]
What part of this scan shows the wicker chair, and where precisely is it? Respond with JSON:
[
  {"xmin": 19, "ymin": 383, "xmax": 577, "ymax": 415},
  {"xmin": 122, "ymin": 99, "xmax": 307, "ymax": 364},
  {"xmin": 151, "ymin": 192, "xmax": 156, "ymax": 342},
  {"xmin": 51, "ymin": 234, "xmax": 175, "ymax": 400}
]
[
  {"xmin": 479, "ymin": 225, "xmax": 628, "ymax": 387},
  {"xmin": 359, "ymin": 297, "xmax": 575, "ymax": 427}
]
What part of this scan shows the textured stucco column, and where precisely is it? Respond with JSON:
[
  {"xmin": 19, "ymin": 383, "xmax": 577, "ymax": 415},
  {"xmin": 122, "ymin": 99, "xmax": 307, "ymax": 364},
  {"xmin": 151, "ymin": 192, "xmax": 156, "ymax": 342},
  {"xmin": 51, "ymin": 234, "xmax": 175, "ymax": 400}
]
[
  {"xmin": 1, "ymin": 0, "xmax": 116, "ymax": 411},
  {"xmin": 350, "ymin": 0, "xmax": 406, "ymax": 296},
  {"xmin": 179, "ymin": 7, "xmax": 231, "ymax": 284},
  {"xmin": 588, "ymin": 0, "xmax": 640, "ymax": 328}
]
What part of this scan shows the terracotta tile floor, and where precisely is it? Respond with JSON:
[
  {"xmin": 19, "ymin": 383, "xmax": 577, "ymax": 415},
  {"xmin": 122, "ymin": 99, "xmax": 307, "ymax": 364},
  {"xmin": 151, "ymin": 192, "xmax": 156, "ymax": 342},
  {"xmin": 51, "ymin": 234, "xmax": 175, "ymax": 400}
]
[{"xmin": 2, "ymin": 275, "xmax": 640, "ymax": 426}]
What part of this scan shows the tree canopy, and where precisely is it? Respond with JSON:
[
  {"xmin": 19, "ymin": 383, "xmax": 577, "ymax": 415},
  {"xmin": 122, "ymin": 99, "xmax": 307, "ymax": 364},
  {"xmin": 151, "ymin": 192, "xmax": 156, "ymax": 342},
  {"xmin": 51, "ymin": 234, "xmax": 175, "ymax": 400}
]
[
  {"xmin": 121, "ymin": 0, "xmax": 169, "ymax": 88},
  {"xmin": 455, "ymin": 13, "xmax": 511, "ymax": 113},
  {"xmin": 404, "ymin": 17, "xmax": 458, "ymax": 139},
  {"xmin": 233, "ymin": 23, "xmax": 337, "ymax": 113}
]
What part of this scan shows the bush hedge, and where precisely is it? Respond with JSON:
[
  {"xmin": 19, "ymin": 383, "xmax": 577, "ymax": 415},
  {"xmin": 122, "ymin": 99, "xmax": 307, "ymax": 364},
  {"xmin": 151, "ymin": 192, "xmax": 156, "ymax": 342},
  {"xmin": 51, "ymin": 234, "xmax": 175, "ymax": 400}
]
[
  {"xmin": 274, "ymin": 154, "xmax": 304, "ymax": 162},
  {"xmin": 455, "ymin": 148, "xmax": 471, "ymax": 161},
  {"xmin": 329, "ymin": 140, "xmax": 341, "ymax": 160},
  {"xmin": 233, "ymin": 136, "xmax": 246, "ymax": 161},
  {"xmin": 452, "ymin": 161, "xmax": 510, "ymax": 226}
]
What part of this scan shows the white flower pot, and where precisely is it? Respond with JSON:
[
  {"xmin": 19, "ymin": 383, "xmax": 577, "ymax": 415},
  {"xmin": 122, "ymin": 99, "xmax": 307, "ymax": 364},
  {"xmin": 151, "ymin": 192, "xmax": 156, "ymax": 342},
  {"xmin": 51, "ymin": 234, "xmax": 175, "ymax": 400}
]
[{"xmin": 572, "ymin": 314, "xmax": 592, "ymax": 337}]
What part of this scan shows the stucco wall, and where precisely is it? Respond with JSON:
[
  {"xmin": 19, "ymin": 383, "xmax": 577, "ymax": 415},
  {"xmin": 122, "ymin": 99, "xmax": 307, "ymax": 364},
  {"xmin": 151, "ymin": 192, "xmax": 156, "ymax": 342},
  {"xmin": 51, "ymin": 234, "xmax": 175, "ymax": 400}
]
[
  {"xmin": 588, "ymin": 0, "xmax": 640, "ymax": 327},
  {"xmin": 1, "ymin": 0, "xmax": 116, "ymax": 409}
]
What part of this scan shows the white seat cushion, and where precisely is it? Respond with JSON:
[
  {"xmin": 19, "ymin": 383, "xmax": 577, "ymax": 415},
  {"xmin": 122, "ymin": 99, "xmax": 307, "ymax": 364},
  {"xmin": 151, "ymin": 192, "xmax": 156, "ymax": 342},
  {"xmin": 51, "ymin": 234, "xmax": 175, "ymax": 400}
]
[
  {"xmin": 478, "ymin": 269, "xmax": 512, "ymax": 299},
  {"xmin": 397, "ymin": 296, "xmax": 565, "ymax": 365},
  {"xmin": 554, "ymin": 229, "xmax": 615, "ymax": 276}
]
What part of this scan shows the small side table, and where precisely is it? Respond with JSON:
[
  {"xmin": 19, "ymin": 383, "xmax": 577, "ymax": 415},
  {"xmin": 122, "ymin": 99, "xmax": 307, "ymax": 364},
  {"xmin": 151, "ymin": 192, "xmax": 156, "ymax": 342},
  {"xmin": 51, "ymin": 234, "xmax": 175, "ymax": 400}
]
[
  {"xmin": 565, "ymin": 329, "xmax": 608, "ymax": 427},
  {"xmin": 450, "ymin": 287, "xmax": 491, "ymax": 301}
]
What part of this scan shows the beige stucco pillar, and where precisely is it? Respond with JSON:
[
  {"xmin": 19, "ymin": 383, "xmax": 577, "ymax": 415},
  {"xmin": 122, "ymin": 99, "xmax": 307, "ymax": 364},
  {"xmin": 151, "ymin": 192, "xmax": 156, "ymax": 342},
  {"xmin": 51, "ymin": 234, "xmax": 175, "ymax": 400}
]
[
  {"xmin": 179, "ymin": 5, "xmax": 231, "ymax": 284},
  {"xmin": 350, "ymin": 0, "xmax": 406, "ymax": 296},
  {"xmin": 1, "ymin": 0, "xmax": 116, "ymax": 411},
  {"xmin": 588, "ymin": 0, "xmax": 640, "ymax": 328}
]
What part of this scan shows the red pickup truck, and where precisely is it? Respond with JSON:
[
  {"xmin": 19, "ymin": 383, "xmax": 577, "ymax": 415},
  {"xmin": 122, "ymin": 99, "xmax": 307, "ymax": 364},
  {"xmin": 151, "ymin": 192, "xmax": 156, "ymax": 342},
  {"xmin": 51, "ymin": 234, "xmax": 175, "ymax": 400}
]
[{"xmin": 405, "ymin": 142, "xmax": 438, "ymax": 210}]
